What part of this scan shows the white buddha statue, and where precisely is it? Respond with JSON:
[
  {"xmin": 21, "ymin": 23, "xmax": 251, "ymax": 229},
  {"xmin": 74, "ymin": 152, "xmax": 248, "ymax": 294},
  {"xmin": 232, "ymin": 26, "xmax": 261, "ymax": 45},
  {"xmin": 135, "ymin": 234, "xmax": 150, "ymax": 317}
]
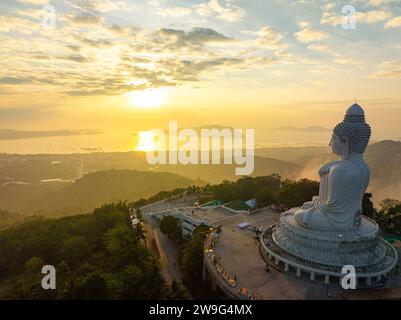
[
  {"xmin": 264, "ymin": 104, "xmax": 397, "ymax": 280},
  {"xmin": 294, "ymin": 103, "xmax": 371, "ymax": 231}
]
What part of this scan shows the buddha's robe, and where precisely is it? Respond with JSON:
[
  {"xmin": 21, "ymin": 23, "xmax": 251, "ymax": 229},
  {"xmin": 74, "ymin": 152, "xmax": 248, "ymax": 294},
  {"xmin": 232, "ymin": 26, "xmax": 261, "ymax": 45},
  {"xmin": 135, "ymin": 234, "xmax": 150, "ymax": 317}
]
[{"xmin": 295, "ymin": 159, "xmax": 370, "ymax": 231}]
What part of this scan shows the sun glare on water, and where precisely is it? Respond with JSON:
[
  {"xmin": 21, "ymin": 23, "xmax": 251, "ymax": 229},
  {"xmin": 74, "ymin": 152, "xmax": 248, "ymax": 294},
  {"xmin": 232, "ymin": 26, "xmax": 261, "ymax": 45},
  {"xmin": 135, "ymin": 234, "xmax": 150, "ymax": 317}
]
[
  {"xmin": 136, "ymin": 131, "xmax": 156, "ymax": 152},
  {"xmin": 128, "ymin": 89, "xmax": 166, "ymax": 108}
]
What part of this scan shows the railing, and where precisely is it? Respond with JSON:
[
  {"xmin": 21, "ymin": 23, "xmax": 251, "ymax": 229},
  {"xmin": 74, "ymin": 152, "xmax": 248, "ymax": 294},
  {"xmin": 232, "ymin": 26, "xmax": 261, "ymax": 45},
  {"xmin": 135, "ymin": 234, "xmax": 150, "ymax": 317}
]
[{"xmin": 204, "ymin": 228, "xmax": 264, "ymax": 300}]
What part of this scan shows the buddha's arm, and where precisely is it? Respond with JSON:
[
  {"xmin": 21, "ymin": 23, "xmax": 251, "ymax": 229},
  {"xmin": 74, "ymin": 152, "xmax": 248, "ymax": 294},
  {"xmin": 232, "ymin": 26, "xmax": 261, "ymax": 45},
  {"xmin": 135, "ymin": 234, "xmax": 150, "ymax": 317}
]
[{"xmin": 312, "ymin": 168, "xmax": 353, "ymax": 215}]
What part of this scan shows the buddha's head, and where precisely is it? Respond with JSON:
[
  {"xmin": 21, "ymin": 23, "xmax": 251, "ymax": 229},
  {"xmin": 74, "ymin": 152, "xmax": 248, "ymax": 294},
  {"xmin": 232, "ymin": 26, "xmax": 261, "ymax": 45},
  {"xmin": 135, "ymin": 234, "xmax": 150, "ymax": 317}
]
[{"xmin": 330, "ymin": 103, "xmax": 371, "ymax": 159}]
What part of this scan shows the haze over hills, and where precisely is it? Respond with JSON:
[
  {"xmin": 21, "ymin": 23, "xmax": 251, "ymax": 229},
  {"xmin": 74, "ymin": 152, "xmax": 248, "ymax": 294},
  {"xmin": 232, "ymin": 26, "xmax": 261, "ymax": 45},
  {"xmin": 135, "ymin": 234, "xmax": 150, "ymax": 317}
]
[
  {"xmin": 0, "ymin": 170, "xmax": 203, "ymax": 217},
  {"xmin": 0, "ymin": 140, "xmax": 400, "ymax": 219},
  {"xmin": 277, "ymin": 140, "xmax": 401, "ymax": 204},
  {"xmin": 0, "ymin": 152, "xmax": 299, "ymax": 185},
  {"xmin": 363, "ymin": 140, "xmax": 401, "ymax": 203},
  {"xmin": 0, "ymin": 209, "xmax": 24, "ymax": 230},
  {"xmin": 274, "ymin": 126, "xmax": 330, "ymax": 133},
  {"xmin": 0, "ymin": 153, "xmax": 298, "ymax": 217}
]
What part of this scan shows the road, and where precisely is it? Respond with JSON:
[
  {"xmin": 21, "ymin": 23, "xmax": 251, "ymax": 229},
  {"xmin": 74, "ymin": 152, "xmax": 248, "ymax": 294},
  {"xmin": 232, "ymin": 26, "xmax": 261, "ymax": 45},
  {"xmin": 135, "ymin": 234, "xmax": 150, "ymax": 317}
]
[{"xmin": 144, "ymin": 215, "xmax": 183, "ymax": 284}]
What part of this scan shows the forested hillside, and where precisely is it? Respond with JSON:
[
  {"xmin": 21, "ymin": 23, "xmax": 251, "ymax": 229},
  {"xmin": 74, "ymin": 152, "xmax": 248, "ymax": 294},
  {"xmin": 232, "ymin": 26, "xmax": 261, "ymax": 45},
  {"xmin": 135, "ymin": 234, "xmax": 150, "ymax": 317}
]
[{"xmin": 0, "ymin": 202, "xmax": 183, "ymax": 299}]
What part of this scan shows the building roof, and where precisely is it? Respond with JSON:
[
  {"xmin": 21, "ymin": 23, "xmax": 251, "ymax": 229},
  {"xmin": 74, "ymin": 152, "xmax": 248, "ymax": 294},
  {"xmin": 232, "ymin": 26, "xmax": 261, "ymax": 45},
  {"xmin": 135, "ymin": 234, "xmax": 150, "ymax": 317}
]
[
  {"xmin": 245, "ymin": 199, "xmax": 257, "ymax": 209},
  {"xmin": 182, "ymin": 207, "xmax": 235, "ymax": 223},
  {"xmin": 224, "ymin": 200, "xmax": 251, "ymax": 211},
  {"xmin": 201, "ymin": 200, "xmax": 224, "ymax": 207}
]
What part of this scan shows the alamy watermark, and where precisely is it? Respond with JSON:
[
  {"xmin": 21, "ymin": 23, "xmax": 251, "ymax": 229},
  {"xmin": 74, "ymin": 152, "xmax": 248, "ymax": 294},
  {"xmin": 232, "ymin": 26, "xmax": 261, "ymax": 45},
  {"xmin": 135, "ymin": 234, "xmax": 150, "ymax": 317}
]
[
  {"xmin": 42, "ymin": 4, "xmax": 57, "ymax": 30},
  {"xmin": 41, "ymin": 265, "xmax": 56, "ymax": 290},
  {"xmin": 145, "ymin": 121, "xmax": 255, "ymax": 176},
  {"xmin": 342, "ymin": 5, "xmax": 356, "ymax": 30},
  {"xmin": 341, "ymin": 265, "xmax": 356, "ymax": 289}
]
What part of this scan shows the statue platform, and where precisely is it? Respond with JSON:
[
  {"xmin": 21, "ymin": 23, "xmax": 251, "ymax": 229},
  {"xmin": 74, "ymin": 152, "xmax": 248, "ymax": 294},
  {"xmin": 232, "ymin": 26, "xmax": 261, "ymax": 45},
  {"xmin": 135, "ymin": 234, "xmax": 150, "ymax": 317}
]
[{"xmin": 261, "ymin": 209, "xmax": 398, "ymax": 287}]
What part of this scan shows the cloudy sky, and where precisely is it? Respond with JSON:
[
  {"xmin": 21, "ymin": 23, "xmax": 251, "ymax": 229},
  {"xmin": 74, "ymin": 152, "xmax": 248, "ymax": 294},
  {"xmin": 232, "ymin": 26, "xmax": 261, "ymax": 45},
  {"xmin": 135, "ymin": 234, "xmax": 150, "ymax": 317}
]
[{"xmin": 0, "ymin": 0, "xmax": 401, "ymax": 149}]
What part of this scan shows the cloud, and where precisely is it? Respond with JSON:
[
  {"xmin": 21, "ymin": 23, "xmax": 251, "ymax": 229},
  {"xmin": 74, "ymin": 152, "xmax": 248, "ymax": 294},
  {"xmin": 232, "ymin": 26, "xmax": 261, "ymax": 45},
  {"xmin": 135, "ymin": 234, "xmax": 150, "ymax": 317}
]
[
  {"xmin": 16, "ymin": 0, "xmax": 48, "ymax": 4},
  {"xmin": 368, "ymin": 0, "xmax": 401, "ymax": 7},
  {"xmin": 357, "ymin": 10, "xmax": 391, "ymax": 23},
  {"xmin": 0, "ymin": 77, "xmax": 33, "ymax": 85},
  {"xmin": 370, "ymin": 60, "xmax": 401, "ymax": 78},
  {"xmin": 0, "ymin": 15, "xmax": 36, "ymax": 34},
  {"xmin": 321, "ymin": 9, "xmax": 391, "ymax": 26},
  {"xmin": 242, "ymin": 26, "xmax": 287, "ymax": 53},
  {"xmin": 15, "ymin": 24, "xmax": 278, "ymax": 97},
  {"xmin": 323, "ymin": 3, "xmax": 336, "ymax": 11},
  {"xmin": 385, "ymin": 16, "xmax": 401, "ymax": 28},
  {"xmin": 148, "ymin": 0, "xmax": 191, "ymax": 17},
  {"xmin": 298, "ymin": 21, "xmax": 309, "ymax": 29},
  {"xmin": 333, "ymin": 57, "xmax": 363, "ymax": 68},
  {"xmin": 154, "ymin": 6, "xmax": 192, "ymax": 18},
  {"xmin": 379, "ymin": 60, "xmax": 401, "ymax": 68},
  {"xmin": 307, "ymin": 44, "xmax": 329, "ymax": 52},
  {"xmin": 320, "ymin": 11, "xmax": 342, "ymax": 26},
  {"xmin": 58, "ymin": 54, "xmax": 93, "ymax": 63},
  {"xmin": 74, "ymin": 35, "xmax": 113, "ymax": 48},
  {"xmin": 253, "ymin": 26, "xmax": 285, "ymax": 49},
  {"xmin": 165, "ymin": 57, "xmax": 243, "ymax": 82},
  {"xmin": 0, "ymin": 3, "xmax": 283, "ymax": 98},
  {"xmin": 294, "ymin": 22, "xmax": 330, "ymax": 43},
  {"xmin": 62, "ymin": 24, "xmax": 279, "ymax": 96},
  {"xmin": 66, "ymin": 12, "xmax": 106, "ymax": 26},
  {"xmin": 370, "ymin": 70, "xmax": 401, "ymax": 78},
  {"xmin": 368, "ymin": 0, "xmax": 387, "ymax": 5},
  {"xmin": 195, "ymin": 0, "xmax": 246, "ymax": 22},
  {"xmin": 66, "ymin": 0, "xmax": 135, "ymax": 13},
  {"xmin": 156, "ymin": 27, "xmax": 233, "ymax": 47}
]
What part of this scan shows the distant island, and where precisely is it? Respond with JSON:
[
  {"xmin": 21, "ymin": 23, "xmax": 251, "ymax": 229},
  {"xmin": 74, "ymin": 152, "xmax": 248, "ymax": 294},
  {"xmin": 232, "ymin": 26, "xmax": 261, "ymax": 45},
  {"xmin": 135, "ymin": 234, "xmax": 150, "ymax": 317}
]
[{"xmin": 0, "ymin": 129, "xmax": 103, "ymax": 140}]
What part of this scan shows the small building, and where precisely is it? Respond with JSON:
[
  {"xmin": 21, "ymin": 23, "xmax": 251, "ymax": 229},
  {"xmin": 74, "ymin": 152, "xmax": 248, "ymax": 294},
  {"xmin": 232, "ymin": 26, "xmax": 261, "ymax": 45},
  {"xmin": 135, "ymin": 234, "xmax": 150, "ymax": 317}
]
[
  {"xmin": 180, "ymin": 211, "xmax": 212, "ymax": 239},
  {"xmin": 154, "ymin": 204, "xmax": 237, "ymax": 238},
  {"xmin": 223, "ymin": 200, "xmax": 252, "ymax": 214}
]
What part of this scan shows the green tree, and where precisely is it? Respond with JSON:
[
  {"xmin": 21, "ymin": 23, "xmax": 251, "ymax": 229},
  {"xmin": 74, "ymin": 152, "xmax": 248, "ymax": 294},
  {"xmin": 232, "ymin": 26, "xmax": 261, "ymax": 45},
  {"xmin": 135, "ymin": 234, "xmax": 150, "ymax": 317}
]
[
  {"xmin": 73, "ymin": 273, "xmax": 109, "ymax": 300},
  {"xmin": 159, "ymin": 216, "xmax": 181, "ymax": 242},
  {"xmin": 120, "ymin": 263, "xmax": 165, "ymax": 299},
  {"xmin": 104, "ymin": 222, "xmax": 149, "ymax": 269},
  {"xmin": 377, "ymin": 199, "xmax": 401, "ymax": 233},
  {"xmin": 165, "ymin": 280, "xmax": 188, "ymax": 299},
  {"xmin": 14, "ymin": 256, "xmax": 56, "ymax": 300},
  {"xmin": 179, "ymin": 224, "xmax": 209, "ymax": 297},
  {"xmin": 380, "ymin": 199, "xmax": 401, "ymax": 217},
  {"xmin": 362, "ymin": 193, "xmax": 375, "ymax": 219},
  {"xmin": 59, "ymin": 235, "xmax": 90, "ymax": 266},
  {"xmin": 278, "ymin": 179, "xmax": 319, "ymax": 209},
  {"xmin": 211, "ymin": 180, "xmax": 238, "ymax": 202},
  {"xmin": 24, "ymin": 256, "xmax": 44, "ymax": 274},
  {"xmin": 0, "ymin": 201, "xmax": 170, "ymax": 300},
  {"xmin": 56, "ymin": 261, "xmax": 73, "ymax": 299},
  {"xmin": 255, "ymin": 188, "xmax": 275, "ymax": 207}
]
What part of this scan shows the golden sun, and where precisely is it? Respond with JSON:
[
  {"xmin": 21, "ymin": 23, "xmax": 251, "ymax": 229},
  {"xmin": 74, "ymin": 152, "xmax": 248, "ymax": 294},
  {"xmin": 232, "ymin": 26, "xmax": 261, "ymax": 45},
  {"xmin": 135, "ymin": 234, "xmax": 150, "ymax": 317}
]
[{"xmin": 128, "ymin": 89, "xmax": 166, "ymax": 108}]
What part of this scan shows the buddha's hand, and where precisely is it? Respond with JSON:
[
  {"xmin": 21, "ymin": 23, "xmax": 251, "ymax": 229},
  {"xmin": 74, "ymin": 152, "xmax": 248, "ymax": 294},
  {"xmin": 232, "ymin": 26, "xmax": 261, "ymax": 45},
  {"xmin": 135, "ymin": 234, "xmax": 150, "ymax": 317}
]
[{"xmin": 301, "ymin": 201, "xmax": 314, "ymax": 209}]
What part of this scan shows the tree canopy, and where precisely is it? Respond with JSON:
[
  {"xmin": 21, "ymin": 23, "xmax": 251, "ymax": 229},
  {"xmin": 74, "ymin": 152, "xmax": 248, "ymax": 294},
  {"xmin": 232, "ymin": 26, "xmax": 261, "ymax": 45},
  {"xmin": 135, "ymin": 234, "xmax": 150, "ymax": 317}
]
[{"xmin": 0, "ymin": 202, "xmax": 177, "ymax": 299}]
